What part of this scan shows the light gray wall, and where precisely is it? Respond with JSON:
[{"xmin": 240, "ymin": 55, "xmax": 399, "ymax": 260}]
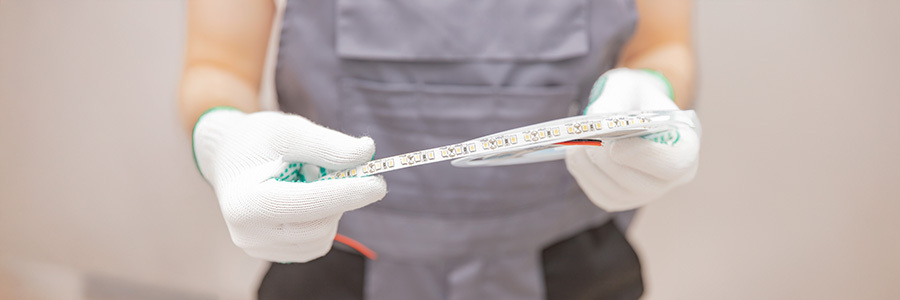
[
  {"xmin": 633, "ymin": 1, "xmax": 900, "ymax": 299},
  {"xmin": 1, "ymin": 0, "xmax": 897, "ymax": 299}
]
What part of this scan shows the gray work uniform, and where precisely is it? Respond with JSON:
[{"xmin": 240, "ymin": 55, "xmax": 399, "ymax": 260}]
[{"xmin": 262, "ymin": 1, "xmax": 641, "ymax": 299}]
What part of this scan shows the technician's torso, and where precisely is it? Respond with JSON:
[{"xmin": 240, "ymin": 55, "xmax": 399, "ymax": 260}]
[{"xmin": 265, "ymin": 1, "xmax": 641, "ymax": 299}]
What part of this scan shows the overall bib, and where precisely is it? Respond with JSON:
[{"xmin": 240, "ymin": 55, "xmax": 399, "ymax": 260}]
[{"xmin": 260, "ymin": 1, "xmax": 642, "ymax": 299}]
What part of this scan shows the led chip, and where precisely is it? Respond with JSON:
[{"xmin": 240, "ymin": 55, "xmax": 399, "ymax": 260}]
[
  {"xmin": 496, "ymin": 139, "xmax": 504, "ymax": 146},
  {"xmin": 581, "ymin": 124, "xmax": 590, "ymax": 131},
  {"xmin": 607, "ymin": 121, "xmax": 617, "ymax": 128},
  {"xmin": 350, "ymin": 169, "xmax": 357, "ymax": 176},
  {"xmin": 401, "ymin": 156, "xmax": 408, "ymax": 165},
  {"xmin": 455, "ymin": 146, "xmax": 462, "ymax": 154},
  {"xmin": 524, "ymin": 134, "xmax": 531, "ymax": 141},
  {"xmin": 441, "ymin": 149, "xmax": 449, "ymax": 157},
  {"xmin": 539, "ymin": 131, "xmax": 546, "ymax": 138},
  {"xmin": 363, "ymin": 165, "xmax": 369, "ymax": 173},
  {"xmin": 415, "ymin": 154, "xmax": 422, "ymax": 162},
  {"xmin": 468, "ymin": 144, "xmax": 476, "ymax": 152},
  {"xmin": 567, "ymin": 126, "xmax": 574, "ymax": 134},
  {"xmin": 553, "ymin": 128, "xmax": 560, "ymax": 136},
  {"xmin": 428, "ymin": 151, "xmax": 435, "ymax": 160},
  {"xmin": 483, "ymin": 142, "xmax": 490, "ymax": 149},
  {"xmin": 387, "ymin": 160, "xmax": 395, "ymax": 167},
  {"xmin": 510, "ymin": 136, "xmax": 517, "ymax": 144},
  {"xmin": 595, "ymin": 122, "xmax": 603, "ymax": 129}
]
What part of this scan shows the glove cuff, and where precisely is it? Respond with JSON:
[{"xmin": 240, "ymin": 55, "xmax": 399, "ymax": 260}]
[
  {"xmin": 587, "ymin": 68, "xmax": 674, "ymax": 105},
  {"xmin": 584, "ymin": 68, "xmax": 677, "ymax": 115},
  {"xmin": 638, "ymin": 69, "xmax": 675, "ymax": 101},
  {"xmin": 192, "ymin": 106, "xmax": 245, "ymax": 181}
]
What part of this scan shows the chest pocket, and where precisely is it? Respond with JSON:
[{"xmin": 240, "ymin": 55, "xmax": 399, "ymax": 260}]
[
  {"xmin": 336, "ymin": 0, "xmax": 588, "ymax": 61},
  {"xmin": 333, "ymin": 0, "xmax": 590, "ymax": 215}
]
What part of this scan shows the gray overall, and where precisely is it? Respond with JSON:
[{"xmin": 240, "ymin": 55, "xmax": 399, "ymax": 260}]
[{"xmin": 270, "ymin": 1, "xmax": 639, "ymax": 299}]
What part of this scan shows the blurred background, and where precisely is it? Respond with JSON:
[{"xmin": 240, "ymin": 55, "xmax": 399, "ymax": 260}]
[{"xmin": 1, "ymin": 0, "xmax": 898, "ymax": 299}]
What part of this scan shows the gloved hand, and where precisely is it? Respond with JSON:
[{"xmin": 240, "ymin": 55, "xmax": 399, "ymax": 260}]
[
  {"xmin": 192, "ymin": 107, "xmax": 386, "ymax": 262},
  {"xmin": 566, "ymin": 68, "xmax": 700, "ymax": 212}
]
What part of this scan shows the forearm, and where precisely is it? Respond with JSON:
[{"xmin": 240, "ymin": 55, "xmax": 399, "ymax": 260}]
[
  {"xmin": 179, "ymin": 0, "xmax": 274, "ymax": 133},
  {"xmin": 178, "ymin": 65, "xmax": 260, "ymax": 133},
  {"xmin": 620, "ymin": 43, "xmax": 695, "ymax": 109},
  {"xmin": 616, "ymin": 0, "xmax": 694, "ymax": 109}
]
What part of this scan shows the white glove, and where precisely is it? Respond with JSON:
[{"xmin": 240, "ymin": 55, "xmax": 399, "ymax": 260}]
[
  {"xmin": 193, "ymin": 108, "xmax": 387, "ymax": 262},
  {"xmin": 566, "ymin": 68, "xmax": 700, "ymax": 212}
]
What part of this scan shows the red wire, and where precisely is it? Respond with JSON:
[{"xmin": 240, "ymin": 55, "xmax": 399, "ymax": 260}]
[
  {"xmin": 334, "ymin": 233, "xmax": 378, "ymax": 260},
  {"xmin": 554, "ymin": 141, "xmax": 604, "ymax": 147}
]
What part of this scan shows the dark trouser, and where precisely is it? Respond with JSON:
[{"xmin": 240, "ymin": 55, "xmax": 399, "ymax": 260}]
[{"xmin": 258, "ymin": 221, "xmax": 643, "ymax": 300}]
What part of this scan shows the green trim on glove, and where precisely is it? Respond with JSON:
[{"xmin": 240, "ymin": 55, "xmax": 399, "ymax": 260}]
[
  {"xmin": 640, "ymin": 69, "xmax": 675, "ymax": 101},
  {"xmin": 641, "ymin": 129, "xmax": 681, "ymax": 146},
  {"xmin": 273, "ymin": 163, "xmax": 307, "ymax": 182},
  {"xmin": 583, "ymin": 68, "xmax": 675, "ymax": 115},
  {"xmin": 586, "ymin": 73, "xmax": 609, "ymax": 108},
  {"xmin": 192, "ymin": 106, "xmax": 241, "ymax": 178}
]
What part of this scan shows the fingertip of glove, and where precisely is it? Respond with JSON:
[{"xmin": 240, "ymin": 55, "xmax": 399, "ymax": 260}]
[
  {"xmin": 319, "ymin": 174, "xmax": 387, "ymax": 194},
  {"xmin": 364, "ymin": 174, "xmax": 388, "ymax": 191},
  {"xmin": 309, "ymin": 136, "xmax": 377, "ymax": 169},
  {"xmin": 357, "ymin": 175, "xmax": 388, "ymax": 199},
  {"xmin": 358, "ymin": 136, "xmax": 377, "ymax": 156},
  {"xmin": 343, "ymin": 136, "xmax": 378, "ymax": 165},
  {"xmin": 323, "ymin": 175, "xmax": 388, "ymax": 208}
]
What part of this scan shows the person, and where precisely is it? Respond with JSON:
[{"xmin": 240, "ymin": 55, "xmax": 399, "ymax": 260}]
[{"xmin": 180, "ymin": 0, "xmax": 700, "ymax": 299}]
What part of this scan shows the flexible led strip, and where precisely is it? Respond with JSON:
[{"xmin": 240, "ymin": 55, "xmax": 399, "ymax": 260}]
[{"xmin": 320, "ymin": 110, "xmax": 699, "ymax": 180}]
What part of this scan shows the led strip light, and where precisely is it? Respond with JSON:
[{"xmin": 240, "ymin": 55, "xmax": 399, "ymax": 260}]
[{"xmin": 320, "ymin": 110, "xmax": 699, "ymax": 180}]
